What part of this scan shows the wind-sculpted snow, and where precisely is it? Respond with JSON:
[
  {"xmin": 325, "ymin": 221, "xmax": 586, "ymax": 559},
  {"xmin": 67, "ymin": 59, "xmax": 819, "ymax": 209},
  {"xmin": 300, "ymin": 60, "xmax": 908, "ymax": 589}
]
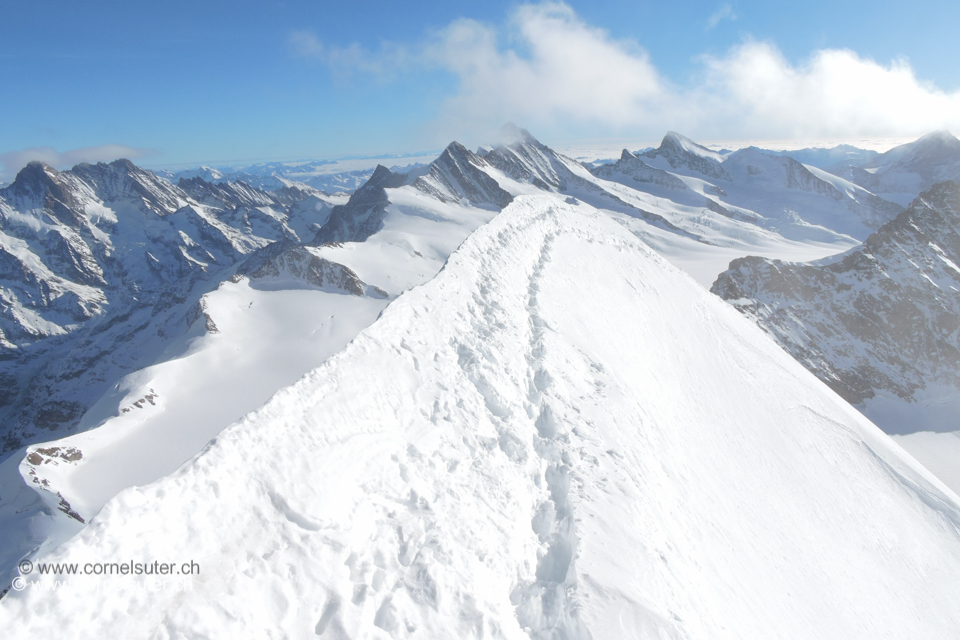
[
  {"xmin": 712, "ymin": 180, "xmax": 960, "ymax": 434},
  {"xmin": 4, "ymin": 196, "xmax": 959, "ymax": 639}
]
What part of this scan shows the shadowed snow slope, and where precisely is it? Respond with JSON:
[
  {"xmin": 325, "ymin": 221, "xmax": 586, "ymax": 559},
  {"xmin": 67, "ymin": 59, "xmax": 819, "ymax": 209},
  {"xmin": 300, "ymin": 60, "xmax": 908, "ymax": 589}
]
[{"xmin": 3, "ymin": 196, "xmax": 960, "ymax": 639}]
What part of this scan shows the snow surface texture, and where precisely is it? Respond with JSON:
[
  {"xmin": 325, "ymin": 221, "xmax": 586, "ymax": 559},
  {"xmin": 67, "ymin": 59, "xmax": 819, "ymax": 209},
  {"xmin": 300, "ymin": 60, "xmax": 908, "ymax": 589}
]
[{"xmin": 3, "ymin": 196, "xmax": 960, "ymax": 639}]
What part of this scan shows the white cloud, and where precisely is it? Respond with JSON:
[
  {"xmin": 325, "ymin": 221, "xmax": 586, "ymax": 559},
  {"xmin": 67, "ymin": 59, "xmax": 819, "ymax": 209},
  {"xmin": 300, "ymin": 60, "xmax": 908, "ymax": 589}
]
[
  {"xmin": 697, "ymin": 42, "xmax": 960, "ymax": 138},
  {"xmin": 292, "ymin": 2, "xmax": 960, "ymax": 143},
  {"xmin": 423, "ymin": 4, "xmax": 673, "ymax": 137},
  {"xmin": 289, "ymin": 30, "xmax": 324, "ymax": 58},
  {"xmin": 0, "ymin": 145, "xmax": 154, "ymax": 185},
  {"xmin": 707, "ymin": 4, "xmax": 737, "ymax": 30},
  {"xmin": 289, "ymin": 29, "xmax": 412, "ymax": 78}
]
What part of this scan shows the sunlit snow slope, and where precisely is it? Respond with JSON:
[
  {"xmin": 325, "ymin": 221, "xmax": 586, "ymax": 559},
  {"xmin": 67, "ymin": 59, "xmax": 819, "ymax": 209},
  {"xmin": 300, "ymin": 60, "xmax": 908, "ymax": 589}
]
[{"xmin": 3, "ymin": 196, "xmax": 959, "ymax": 639}]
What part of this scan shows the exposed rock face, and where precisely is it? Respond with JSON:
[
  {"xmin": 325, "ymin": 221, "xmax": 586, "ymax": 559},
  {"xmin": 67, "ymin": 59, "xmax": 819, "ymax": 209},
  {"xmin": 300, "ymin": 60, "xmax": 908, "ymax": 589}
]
[
  {"xmin": 237, "ymin": 242, "xmax": 386, "ymax": 298},
  {"xmin": 641, "ymin": 131, "xmax": 731, "ymax": 181},
  {"xmin": 411, "ymin": 142, "xmax": 513, "ymax": 209},
  {"xmin": 312, "ymin": 165, "xmax": 406, "ymax": 244},
  {"xmin": 712, "ymin": 181, "xmax": 960, "ymax": 430},
  {"xmin": 591, "ymin": 150, "xmax": 689, "ymax": 191}
]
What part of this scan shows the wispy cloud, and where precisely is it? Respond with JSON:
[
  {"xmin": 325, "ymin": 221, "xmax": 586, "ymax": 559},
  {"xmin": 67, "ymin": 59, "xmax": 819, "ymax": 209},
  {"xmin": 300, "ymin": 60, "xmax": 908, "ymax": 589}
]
[
  {"xmin": 289, "ymin": 30, "xmax": 325, "ymax": 58},
  {"xmin": 0, "ymin": 145, "xmax": 155, "ymax": 184},
  {"xmin": 291, "ymin": 2, "xmax": 960, "ymax": 144},
  {"xmin": 289, "ymin": 29, "xmax": 412, "ymax": 78},
  {"xmin": 707, "ymin": 4, "xmax": 737, "ymax": 30}
]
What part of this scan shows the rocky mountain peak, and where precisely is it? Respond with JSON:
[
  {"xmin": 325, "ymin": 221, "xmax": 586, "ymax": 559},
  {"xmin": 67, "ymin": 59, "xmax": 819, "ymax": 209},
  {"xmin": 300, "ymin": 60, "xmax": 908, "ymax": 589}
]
[
  {"xmin": 7, "ymin": 161, "xmax": 63, "ymax": 199},
  {"xmin": 2, "ymin": 161, "xmax": 84, "ymax": 224},
  {"xmin": 410, "ymin": 140, "xmax": 513, "ymax": 209},
  {"xmin": 69, "ymin": 159, "xmax": 186, "ymax": 214},
  {"xmin": 643, "ymin": 131, "xmax": 729, "ymax": 181}
]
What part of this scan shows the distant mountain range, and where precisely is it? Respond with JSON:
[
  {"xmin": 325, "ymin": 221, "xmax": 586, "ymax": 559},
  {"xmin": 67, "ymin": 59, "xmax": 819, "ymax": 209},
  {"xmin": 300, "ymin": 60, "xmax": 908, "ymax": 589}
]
[
  {"xmin": 2, "ymin": 126, "xmax": 960, "ymax": 638},
  {"xmin": 3, "ymin": 127, "xmax": 960, "ymax": 635},
  {"xmin": 0, "ymin": 160, "xmax": 344, "ymax": 453},
  {"xmin": 154, "ymin": 158, "xmax": 432, "ymax": 195}
]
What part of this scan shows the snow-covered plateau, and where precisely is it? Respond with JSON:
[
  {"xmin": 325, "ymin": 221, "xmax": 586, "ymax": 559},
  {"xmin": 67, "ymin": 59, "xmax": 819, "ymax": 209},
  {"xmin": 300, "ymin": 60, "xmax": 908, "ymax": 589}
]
[{"xmin": 2, "ymin": 126, "xmax": 960, "ymax": 637}]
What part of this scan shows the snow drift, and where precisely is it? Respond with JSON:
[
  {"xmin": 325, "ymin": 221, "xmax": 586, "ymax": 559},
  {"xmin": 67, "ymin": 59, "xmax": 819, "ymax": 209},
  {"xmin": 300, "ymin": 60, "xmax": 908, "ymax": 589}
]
[{"xmin": 3, "ymin": 196, "xmax": 960, "ymax": 639}]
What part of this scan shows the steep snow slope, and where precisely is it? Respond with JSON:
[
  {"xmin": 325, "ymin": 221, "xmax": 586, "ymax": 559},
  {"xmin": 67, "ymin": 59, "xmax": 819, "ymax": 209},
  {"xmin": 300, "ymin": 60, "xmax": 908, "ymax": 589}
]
[
  {"xmin": 11, "ymin": 281, "xmax": 387, "ymax": 548},
  {"xmin": 4, "ymin": 196, "xmax": 959, "ymax": 639}
]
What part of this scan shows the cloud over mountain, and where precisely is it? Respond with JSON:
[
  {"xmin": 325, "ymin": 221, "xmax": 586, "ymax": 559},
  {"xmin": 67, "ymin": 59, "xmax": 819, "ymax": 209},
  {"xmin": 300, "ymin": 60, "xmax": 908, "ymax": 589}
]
[
  {"xmin": 292, "ymin": 2, "xmax": 960, "ymax": 142},
  {"xmin": 0, "ymin": 145, "xmax": 154, "ymax": 184}
]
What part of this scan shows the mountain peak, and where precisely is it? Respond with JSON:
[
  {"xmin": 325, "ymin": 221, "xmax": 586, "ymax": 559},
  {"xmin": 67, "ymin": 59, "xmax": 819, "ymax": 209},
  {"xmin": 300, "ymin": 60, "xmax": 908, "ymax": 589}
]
[
  {"xmin": 917, "ymin": 129, "xmax": 958, "ymax": 143},
  {"xmin": 109, "ymin": 158, "xmax": 139, "ymax": 172},
  {"xmin": 369, "ymin": 164, "xmax": 394, "ymax": 181},
  {"xmin": 498, "ymin": 122, "xmax": 542, "ymax": 148},
  {"xmin": 441, "ymin": 140, "xmax": 471, "ymax": 157},
  {"xmin": 11, "ymin": 161, "xmax": 58, "ymax": 189},
  {"xmin": 662, "ymin": 130, "xmax": 691, "ymax": 144},
  {"xmin": 620, "ymin": 149, "xmax": 637, "ymax": 161},
  {"xmin": 5, "ymin": 161, "xmax": 70, "ymax": 204},
  {"xmin": 642, "ymin": 131, "xmax": 728, "ymax": 180},
  {"xmin": 660, "ymin": 131, "xmax": 724, "ymax": 161}
]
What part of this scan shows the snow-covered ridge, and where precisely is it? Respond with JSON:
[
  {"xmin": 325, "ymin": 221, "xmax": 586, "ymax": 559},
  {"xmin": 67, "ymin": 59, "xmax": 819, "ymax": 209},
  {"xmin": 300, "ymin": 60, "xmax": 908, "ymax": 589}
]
[
  {"xmin": 3, "ymin": 126, "xmax": 940, "ymax": 610},
  {"xmin": 3, "ymin": 196, "xmax": 958, "ymax": 638},
  {"xmin": 0, "ymin": 127, "xmax": 871, "ymax": 460}
]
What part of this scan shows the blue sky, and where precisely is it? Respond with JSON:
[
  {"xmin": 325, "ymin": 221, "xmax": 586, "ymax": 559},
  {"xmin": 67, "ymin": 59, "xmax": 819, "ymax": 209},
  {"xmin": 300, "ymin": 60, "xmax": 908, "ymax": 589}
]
[{"xmin": 2, "ymin": 0, "xmax": 959, "ymax": 180}]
